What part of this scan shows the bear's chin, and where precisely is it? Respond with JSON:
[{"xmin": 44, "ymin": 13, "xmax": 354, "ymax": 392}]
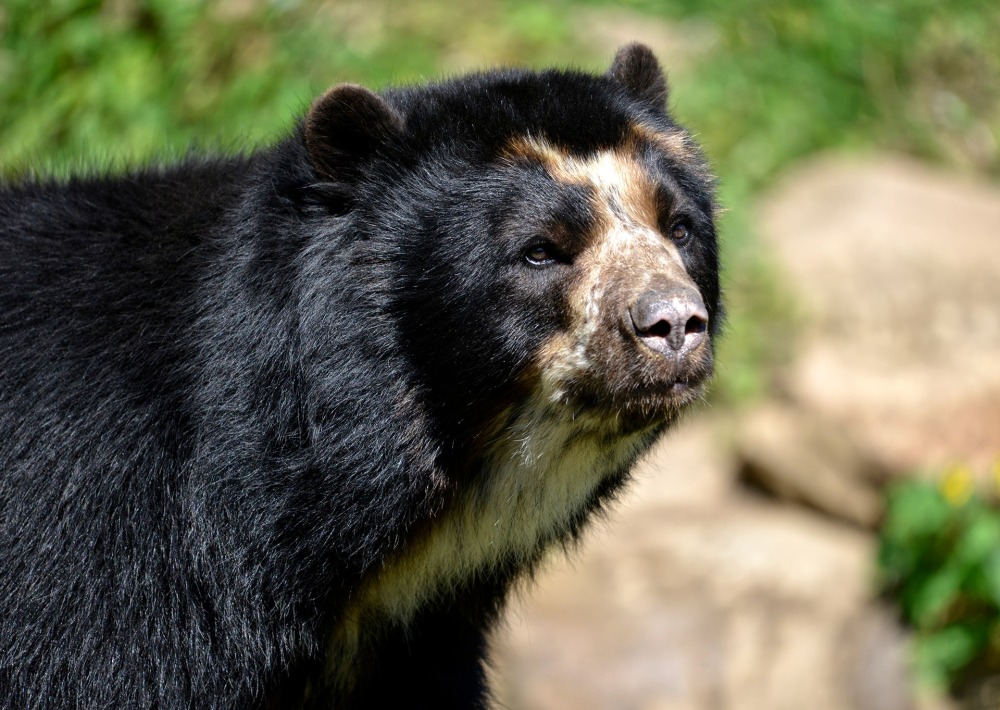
[
  {"xmin": 559, "ymin": 374, "xmax": 711, "ymax": 436},
  {"xmin": 563, "ymin": 345, "xmax": 716, "ymax": 431},
  {"xmin": 622, "ymin": 380, "xmax": 709, "ymax": 424}
]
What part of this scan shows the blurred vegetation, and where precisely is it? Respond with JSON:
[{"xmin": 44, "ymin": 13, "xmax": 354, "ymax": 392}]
[
  {"xmin": 0, "ymin": 0, "xmax": 584, "ymax": 173},
  {"xmin": 880, "ymin": 472, "xmax": 1000, "ymax": 695},
  {"xmin": 4, "ymin": 0, "xmax": 1000, "ymax": 700}
]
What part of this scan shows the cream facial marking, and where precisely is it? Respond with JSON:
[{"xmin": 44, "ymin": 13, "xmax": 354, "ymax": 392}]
[
  {"xmin": 630, "ymin": 122, "xmax": 700, "ymax": 165},
  {"xmin": 503, "ymin": 134, "xmax": 691, "ymax": 271},
  {"xmin": 504, "ymin": 135, "xmax": 703, "ymax": 396},
  {"xmin": 630, "ymin": 122, "xmax": 717, "ymax": 218}
]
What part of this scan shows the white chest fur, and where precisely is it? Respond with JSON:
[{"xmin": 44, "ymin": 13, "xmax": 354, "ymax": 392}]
[{"xmin": 327, "ymin": 397, "xmax": 650, "ymax": 670}]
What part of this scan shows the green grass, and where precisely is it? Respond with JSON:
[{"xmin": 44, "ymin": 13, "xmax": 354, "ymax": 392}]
[{"xmin": 0, "ymin": 0, "xmax": 587, "ymax": 175}]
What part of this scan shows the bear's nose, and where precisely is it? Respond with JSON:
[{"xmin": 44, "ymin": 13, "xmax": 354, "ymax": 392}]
[{"xmin": 629, "ymin": 288, "xmax": 708, "ymax": 355}]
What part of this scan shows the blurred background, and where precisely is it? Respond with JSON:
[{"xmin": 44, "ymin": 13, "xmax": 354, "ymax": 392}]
[{"xmin": 2, "ymin": 1, "xmax": 999, "ymax": 708}]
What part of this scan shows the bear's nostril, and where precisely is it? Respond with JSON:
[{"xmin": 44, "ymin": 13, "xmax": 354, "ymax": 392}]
[
  {"xmin": 645, "ymin": 319, "xmax": 672, "ymax": 338},
  {"xmin": 685, "ymin": 313, "xmax": 707, "ymax": 336}
]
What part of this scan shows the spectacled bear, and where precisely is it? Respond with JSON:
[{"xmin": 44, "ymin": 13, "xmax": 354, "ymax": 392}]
[{"xmin": 0, "ymin": 44, "xmax": 720, "ymax": 708}]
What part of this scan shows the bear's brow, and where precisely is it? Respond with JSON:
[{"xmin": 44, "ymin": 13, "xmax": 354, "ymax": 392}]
[
  {"xmin": 501, "ymin": 135, "xmax": 661, "ymax": 234},
  {"xmin": 629, "ymin": 121, "xmax": 701, "ymax": 165}
]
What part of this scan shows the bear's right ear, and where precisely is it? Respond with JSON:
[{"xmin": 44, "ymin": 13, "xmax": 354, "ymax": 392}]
[{"xmin": 304, "ymin": 84, "xmax": 404, "ymax": 183}]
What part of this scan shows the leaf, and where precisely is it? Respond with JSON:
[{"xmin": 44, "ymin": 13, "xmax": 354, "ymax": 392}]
[
  {"xmin": 909, "ymin": 566, "xmax": 963, "ymax": 627},
  {"xmin": 914, "ymin": 625, "xmax": 983, "ymax": 689}
]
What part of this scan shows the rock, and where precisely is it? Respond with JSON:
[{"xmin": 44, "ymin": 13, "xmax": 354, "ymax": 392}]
[
  {"xmin": 757, "ymin": 155, "xmax": 1000, "ymax": 479},
  {"xmin": 844, "ymin": 607, "xmax": 923, "ymax": 710},
  {"xmin": 628, "ymin": 414, "xmax": 736, "ymax": 511},
  {"xmin": 735, "ymin": 401, "xmax": 887, "ymax": 528}
]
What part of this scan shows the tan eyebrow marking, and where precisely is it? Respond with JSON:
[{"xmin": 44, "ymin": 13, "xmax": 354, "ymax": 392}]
[
  {"xmin": 629, "ymin": 122, "xmax": 698, "ymax": 163},
  {"xmin": 502, "ymin": 135, "xmax": 660, "ymax": 231},
  {"xmin": 629, "ymin": 122, "xmax": 717, "ymax": 207},
  {"xmin": 501, "ymin": 134, "xmax": 694, "ymax": 390}
]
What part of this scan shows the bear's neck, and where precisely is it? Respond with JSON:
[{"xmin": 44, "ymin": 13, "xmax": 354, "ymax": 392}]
[{"xmin": 323, "ymin": 393, "xmax": 660, "ymax": 688}]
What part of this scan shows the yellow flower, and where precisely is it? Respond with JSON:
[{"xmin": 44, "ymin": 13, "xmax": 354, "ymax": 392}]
[
  {"xmin": 993, "ymin": 458, "xmax": 1000, "ymax": 498},
  {"xmin": 940, "ymin": 464, "xmax": 974, "ymax": 507}
]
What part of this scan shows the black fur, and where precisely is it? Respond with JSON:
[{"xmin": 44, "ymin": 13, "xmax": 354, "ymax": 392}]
[{"xmin": 0, "ymin": 47, "xmax": 719, "ymax": 708}]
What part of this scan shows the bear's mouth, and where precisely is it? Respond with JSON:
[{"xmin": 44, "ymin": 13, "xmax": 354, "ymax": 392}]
[
  {"xmin": 621, "ymin": 371, "xmax": 711, "ymax": 412},
  {"xmin": 550, "ymin": 352, "xmax": 714, "ymax": 434}
]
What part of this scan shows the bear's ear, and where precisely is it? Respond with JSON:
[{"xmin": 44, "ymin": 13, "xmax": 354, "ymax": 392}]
[
  {"xmin": 304, "ymin": 83, "xmax": 404, "ymax": 182},
  {"xmin": 607, "ymin": 43, "xmax": 669, "ymax": 112}
]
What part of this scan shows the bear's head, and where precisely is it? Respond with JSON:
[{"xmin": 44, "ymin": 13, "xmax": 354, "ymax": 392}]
[{"xmin": 303, "ymin": 44, "xmax": 720, "ymax": 455}]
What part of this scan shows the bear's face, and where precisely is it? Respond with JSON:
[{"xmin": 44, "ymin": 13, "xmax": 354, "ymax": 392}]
[
  {"xmin": 320, "ymin": 118, "xmax": 721, "ymax": 644},
  {"xmin": 304, "ymin": 45, "xmax": 719, "ymax": 452},
  {"xmin": 496, "ymin": 132, "xmax": 717, "ymax": 428},
  {"xmin": 379, "ymin": 125, "xmax": 718, "ymax": 452}
]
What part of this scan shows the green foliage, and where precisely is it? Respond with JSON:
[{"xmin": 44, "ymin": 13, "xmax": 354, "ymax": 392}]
[
  {"xmin": 879, "ymin": 479, "xmax": 1000, "ymax": 691},
  {"xmin": 0, "ymin": 0, "xmax": 585, "ymax": 177}
]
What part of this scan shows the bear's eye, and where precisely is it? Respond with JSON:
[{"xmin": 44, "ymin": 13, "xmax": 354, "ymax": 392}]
[
  {"xmin": 524, "ymin": 242, "xmax": 558, "ymax": 267},
  {"xmin": 669, "ymin": 221, "xmax": 692, "ymax": 245}
]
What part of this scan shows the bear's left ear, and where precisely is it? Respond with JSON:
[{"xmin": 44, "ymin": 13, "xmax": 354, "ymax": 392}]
[
  {"xmin": 304, "ymin": 83, "xmax": 404, "ymax": 183},
  {"xmin": 607, "ymin": 43, "xmax": 669, "ymax": 112}
]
